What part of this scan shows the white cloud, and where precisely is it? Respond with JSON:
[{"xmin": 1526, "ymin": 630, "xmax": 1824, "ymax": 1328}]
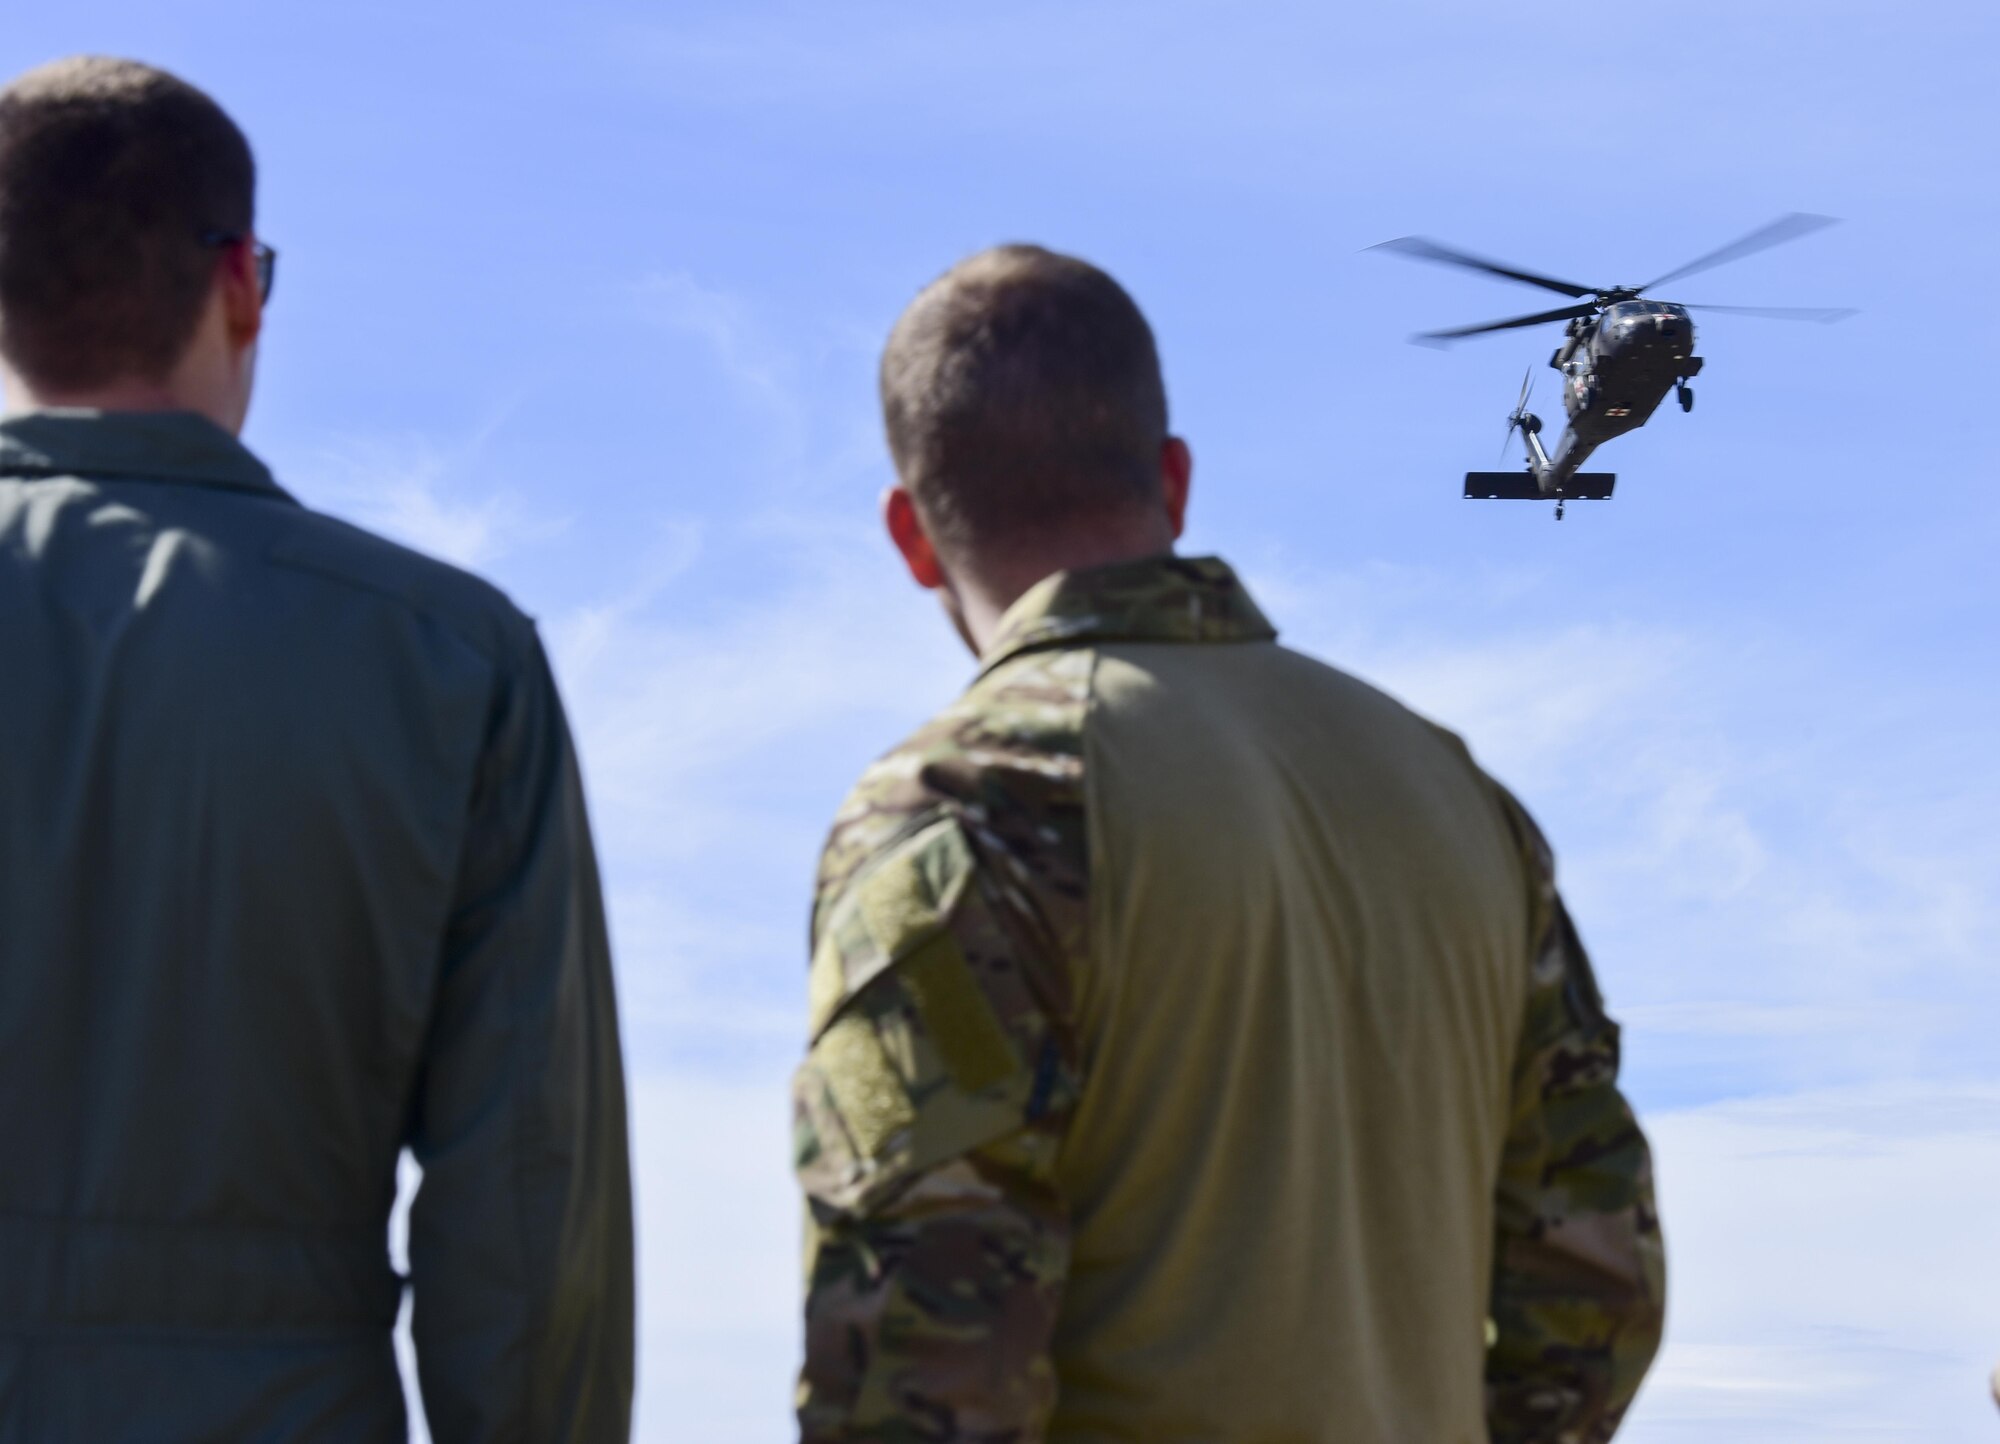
[
  {"xmin": 1624, "ymin": 1084, "xmax": 2000, "ymax": 1441},
  {"xmin": 293, "ymin": 415, "xmax": 564, "ymax": 572},
  {"xmin": 623, "ymin": 272, "xmax": 885, "ymax": 493},
  {"xmin": 549, "ymin": 524, "xmax": 960, "ymax": 860},
  {"xmin": 541, "ymin": 511, "xmax": 968, "ymax": 1049},
  {"xmin": 392, "ymin": 1073, "xmax": 802, "ymax": 1444},
  {"xmin": 629, "ymin": 1072, "xmax": 800, "ymax": 1444}
]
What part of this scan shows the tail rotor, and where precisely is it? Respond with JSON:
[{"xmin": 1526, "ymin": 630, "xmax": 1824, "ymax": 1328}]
[{"xmin": 1502, "ymin": 368, "xmax": 1536, "ymax": 462}]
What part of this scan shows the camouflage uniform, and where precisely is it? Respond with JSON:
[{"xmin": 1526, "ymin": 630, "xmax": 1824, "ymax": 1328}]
[{"xmin": 794, "ymin": 555, "xmax": 1663, "ymax": 1443}]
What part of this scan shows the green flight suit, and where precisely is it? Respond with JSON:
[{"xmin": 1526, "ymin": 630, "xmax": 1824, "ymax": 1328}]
[
  {"xmin": 0, "ymin": 411, "xmax": 633, "ymax": 1442},
  {"xmin": 795, "ymin": 554, "xmax": 1664, "ymax": 1443}
]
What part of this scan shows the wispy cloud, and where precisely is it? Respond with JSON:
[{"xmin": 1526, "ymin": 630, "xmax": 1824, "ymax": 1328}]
[
  {"xmin": 540, "ymin": 509, "xmax": 967, "ymax": 1064},
  {"xmin": 625, "ymin": 270, "xmax": 884, "ymax": 494},
  {"xmin": 628, "ymin": 1073, "xmax": 800, "ymax": 1444},
  {"xmin": 632, "ymin": 272, "xmax": 808, "ymax": 454},
  {"xmin": 394, "ymin": 1071, "xmax": 802, "ymax": 1444},
  {"xmin": 1628, "ymin": 1083, "xmax": 2000, "ymax": 1442},
  {"xmin": 293, "ymin": 401, "xmax": 565, "ymax": 571}
]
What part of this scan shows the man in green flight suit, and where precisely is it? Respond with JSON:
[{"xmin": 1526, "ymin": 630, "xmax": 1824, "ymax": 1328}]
[
  {"xmin": 0, "ymin": 58, "xmax": 632, "ymax": 1440},
  {"xmin": 794, "ymin": 244, "xmax": 1665, "ymax": 1442}
]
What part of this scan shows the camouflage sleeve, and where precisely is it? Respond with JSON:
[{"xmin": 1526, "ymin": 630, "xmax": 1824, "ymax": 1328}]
[
  {"xmin": 1485, "ymin": 794, "xmax": 1667, "ymax": 1444},
  {"xmin": 792, "ymin": 810, "xmax": 1082, "ymax": 1444}
]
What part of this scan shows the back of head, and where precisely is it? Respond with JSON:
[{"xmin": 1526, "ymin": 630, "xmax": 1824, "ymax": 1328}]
[
  {"xmin": 881, "ymin": 244, "xmax": 1169, "ymax": 559},
  {"xmin": 0, "ymin": 57, "xmax": 253, "ymax": 393}
]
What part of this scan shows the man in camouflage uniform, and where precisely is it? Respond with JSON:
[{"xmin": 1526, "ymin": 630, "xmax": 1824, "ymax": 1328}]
[{"xmin": 793, "ymin": 244, "xmax": 1665, "ymax": 1442}]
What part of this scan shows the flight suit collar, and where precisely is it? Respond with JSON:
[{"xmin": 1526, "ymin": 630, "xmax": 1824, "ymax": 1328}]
[
  {"xmin": 979, "ymin": 553, "xmax": 1277, "ymax": 675},
  {"xmin": 0, "ymin": 409, "xmax": 295, "ymax": 502}
]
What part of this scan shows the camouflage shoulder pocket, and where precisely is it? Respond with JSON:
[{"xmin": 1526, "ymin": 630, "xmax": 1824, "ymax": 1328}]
[{"xmin": 793, "ymin": 813, "xmax": 1056, "ymax": 1216}]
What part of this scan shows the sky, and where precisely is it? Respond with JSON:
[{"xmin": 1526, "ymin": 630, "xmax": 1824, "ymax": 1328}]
[{"xmin": 9, "ymin": 1, "xmax": 2000, "ymax": 1438}]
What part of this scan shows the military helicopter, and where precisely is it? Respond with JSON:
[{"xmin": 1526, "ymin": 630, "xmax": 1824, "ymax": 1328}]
[{"xmin": 1372, "ymin": 213, "xmax": 1854, "ymax": 517}]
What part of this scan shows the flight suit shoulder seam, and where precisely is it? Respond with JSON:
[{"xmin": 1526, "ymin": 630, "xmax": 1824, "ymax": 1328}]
[{"xmin": 263, "ymin": 530, "xmax": 530, "ymax": 669}]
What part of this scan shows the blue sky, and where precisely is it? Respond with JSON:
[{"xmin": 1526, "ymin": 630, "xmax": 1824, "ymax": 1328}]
[{"xmin": 10, "ymin": 2, "xmax": 2000, "ymax": 1438}]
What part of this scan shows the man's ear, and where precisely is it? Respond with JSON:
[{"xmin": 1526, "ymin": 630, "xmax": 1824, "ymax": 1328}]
[
  {"xmin": 1160, "ymin": 436, "xmax": 1192, "ymax": 540},
  {"xmin": 883, "ymin": 485, "xmax": 947, "ymax": 590},
  {"xmin": 220, "ymin": 236, "xmax": 264, "ymax": 350}
]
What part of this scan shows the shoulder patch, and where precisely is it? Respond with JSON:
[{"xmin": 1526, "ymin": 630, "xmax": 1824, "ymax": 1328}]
[
  {"xmin": 809, "ymin": 815, "xmax": 972, "ymax": 1036},
  {"xmin": 810, "ymin": 816, "xmax": 1018, "ymax": 1094}
]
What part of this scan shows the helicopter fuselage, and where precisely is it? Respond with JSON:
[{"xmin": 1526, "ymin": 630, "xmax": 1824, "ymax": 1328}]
[{"xmin": 1533, "ymin": 300, "xmax": 1703, "ymax": 488}]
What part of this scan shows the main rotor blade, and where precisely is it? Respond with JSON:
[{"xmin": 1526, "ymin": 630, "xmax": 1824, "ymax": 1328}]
[
  {"xmin": 1413, "ymin": 302, "xmax": 1598, "ymax": 346},
  {"xmin": 1681, "ymin": 303, "xmax": 1858, "ymax": 323},
  {"xmin": 1640, "ymin": 213, "xmax": 1840, "ymax": 293},
  {"xmin": 1370, "ymin": 237, "xmax": 1597, "ymax": 299}
]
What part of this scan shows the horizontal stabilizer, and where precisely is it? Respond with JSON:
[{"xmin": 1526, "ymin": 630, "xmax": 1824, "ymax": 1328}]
[
  {"xmin": 1561, "ymin": 473, "xmax": 1617, "ymax": 500},
  {"xmin": 1463, "ymin": 471, "xmax": 1542, "ymax": 499},
  {"xmin": 1462, "ymin": 471, "xmax": 1616, "ymax": 500}
]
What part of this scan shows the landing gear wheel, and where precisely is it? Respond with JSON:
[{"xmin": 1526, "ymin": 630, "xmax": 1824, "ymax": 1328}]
[{"xmin": 1677, "ymin": 384, "xmax": 1695, "ymax": 413}]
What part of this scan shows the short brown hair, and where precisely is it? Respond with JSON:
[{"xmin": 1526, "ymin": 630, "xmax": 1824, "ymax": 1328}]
[
  {"xmin": 881, "ymin": 245, "xmax": 1169, "ymax": 551},
  {"xmin": 0, "ymin": 57, "xmax": 254, "ymax": 391}
]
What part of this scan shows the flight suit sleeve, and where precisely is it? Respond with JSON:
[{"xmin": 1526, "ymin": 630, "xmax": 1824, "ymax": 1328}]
[
  {"xmin": 793, "ymin": 812, "xmax": 1083, "ymax": 1444},
  {"xmin": 406, "ymin": 627, "xmax": 635, "ymax": 1443},
  {"xmin": 1486, "ymin": 793, "xmax": 1666, "ymax": 1443}
]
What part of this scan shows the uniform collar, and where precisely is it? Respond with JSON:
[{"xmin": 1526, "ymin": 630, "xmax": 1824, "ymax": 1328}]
[
  {"xmin": 0, "ymin": 409, "xmax": 294, "ymax": 502},
  {"xmin": 979, "ymin": 553, "xmax": 1277, "ymax": 675}
]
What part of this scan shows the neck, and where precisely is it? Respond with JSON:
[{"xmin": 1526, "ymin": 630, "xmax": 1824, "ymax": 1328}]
[
  {"xmin": 947, "ymin": 523, "xmax": 1177, "ymax": 655},
  {"xmin": 3, "ymin": 374, "xmax": 186, "ymax": 417},
  {"xmin": 1, "ymin": 302, "xmax": 250, "ymax": 433}
]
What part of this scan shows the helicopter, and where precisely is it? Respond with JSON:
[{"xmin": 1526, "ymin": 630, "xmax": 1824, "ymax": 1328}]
[{"xmin": 1372, "ymin": 213, "xmax": 1855, "ymax": 518}]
